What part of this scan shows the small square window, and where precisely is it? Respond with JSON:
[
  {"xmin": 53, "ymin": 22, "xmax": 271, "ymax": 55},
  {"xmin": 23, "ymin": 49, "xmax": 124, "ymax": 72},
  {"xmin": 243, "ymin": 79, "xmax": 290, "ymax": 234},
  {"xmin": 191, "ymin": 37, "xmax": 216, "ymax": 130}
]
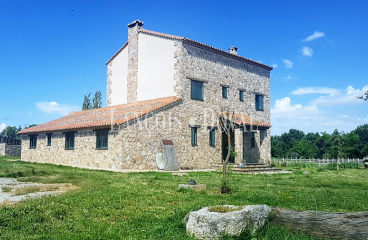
[
  {"xmin": 255, "ymin": 94, "xmax": 264, "ymax": 111},
  {"xmin": 47, "ymin": 134, "xmax": 52, "ymax": 146},
  {"xmin": 191, "ymin": 80, "xmax": 204, "ymax": 101},
  {"xmin": 222, "ymin": 86, "xmax": 228, "ymax": 98},
  {"xmin": 191, "ymin": 127, "xmax": 198, "ymax": 146},
  {"xmin": 65, "ymin": 132, "xmax": 75, "ymax": 150},
  {"xmin": 30, "ymin": 135, "xmax": 37, "ymax": 149},
  {"xmin": 96, "ymin": 130, "xmax": 108, "ymax": 149},
  {"xmin": 209, "ymin": 129, "xmax": 215, "ymax": 147},
  {"xmin": 239, "ymin": 91, "xmax": 244, "ymax": 102}
]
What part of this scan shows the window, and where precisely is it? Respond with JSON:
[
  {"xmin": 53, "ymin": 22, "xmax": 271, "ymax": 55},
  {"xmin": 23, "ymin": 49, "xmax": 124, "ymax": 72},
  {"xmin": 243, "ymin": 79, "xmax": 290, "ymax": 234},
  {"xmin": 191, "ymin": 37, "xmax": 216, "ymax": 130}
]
[
  {"xmin": 30, "ymin": 135, "xmax": 37, "ymax": 149},
  {"xmin": 209, "ymin": 129, "xmax": 215, "ymax": 147},
  {"xmin": 47, "ymin": 134, "xmax": 52, "ymax": 146},
  {"xmin": 255, "ymin": 94, "xmax": 264, "ymax": 111},
  {"xmin": 191, "ymin": 127, "xmax": 198, "ymax": 146},
  {"xmin": 96, "ymin": 130, "xmax": 108, "ymax": 149},
  {"xmin": 222, "ymin": 86, "xmax": 228, "ymax": 98},
  {"xmin": 191, "ymin": 80, "xmax": 204, "ymax": 101},
  {"xmin": 65, "ymin": 132, "xmax": 75, "ymax": 150},
  {"xmin": 251, "ymin": 132, "xmax": 255, "ymax": 148},
  {"xmin": 239, "ymin": 91, "xmax": 244, "ymax": 102}
]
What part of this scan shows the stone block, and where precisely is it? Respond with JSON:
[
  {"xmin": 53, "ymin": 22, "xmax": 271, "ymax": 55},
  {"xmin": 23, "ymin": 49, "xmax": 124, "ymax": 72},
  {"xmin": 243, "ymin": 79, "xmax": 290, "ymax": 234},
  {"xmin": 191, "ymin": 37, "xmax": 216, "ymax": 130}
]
[
  {"xmin": 178, "ymin": 184, "xmax": 206, "ymax": 191},
  {"xmin": 185, "ymin": 205, "xmax": 271, "ymax": 239}
]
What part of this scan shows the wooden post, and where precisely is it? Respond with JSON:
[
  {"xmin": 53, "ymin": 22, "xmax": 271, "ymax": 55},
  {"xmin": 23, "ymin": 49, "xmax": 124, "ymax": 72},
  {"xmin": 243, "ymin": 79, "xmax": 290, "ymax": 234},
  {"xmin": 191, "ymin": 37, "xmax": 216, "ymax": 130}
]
[{"xmin": 337, "ymin": 158, "xmax": 339, "ymax": 171}]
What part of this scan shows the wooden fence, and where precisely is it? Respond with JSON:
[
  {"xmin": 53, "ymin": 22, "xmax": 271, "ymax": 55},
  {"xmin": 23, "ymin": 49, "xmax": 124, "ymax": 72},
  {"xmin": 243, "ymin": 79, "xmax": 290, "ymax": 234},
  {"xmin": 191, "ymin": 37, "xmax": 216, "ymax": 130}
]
[{"xmin": 271, "ymin": 157, "xmax": 365, "ymax": 166}]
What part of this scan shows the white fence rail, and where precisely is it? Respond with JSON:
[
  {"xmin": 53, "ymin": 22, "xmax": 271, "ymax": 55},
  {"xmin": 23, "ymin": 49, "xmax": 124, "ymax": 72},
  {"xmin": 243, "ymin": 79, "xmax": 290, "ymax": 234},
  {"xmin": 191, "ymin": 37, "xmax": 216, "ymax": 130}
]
[{"xmin": 271, "ymin": 157, "xmax": 364, "ymax": 166}]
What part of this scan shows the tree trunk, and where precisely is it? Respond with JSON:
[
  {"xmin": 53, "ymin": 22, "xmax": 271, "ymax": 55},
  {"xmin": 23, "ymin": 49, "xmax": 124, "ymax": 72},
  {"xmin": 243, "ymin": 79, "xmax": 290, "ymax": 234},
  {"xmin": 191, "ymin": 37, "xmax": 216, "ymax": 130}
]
[
  {"xmin": 222, "ymin": 131, "xmax": 231, "ymax": 179},
  {"xmin": 272, "ymin": 207, "xmax": 368, "ymax": 240}
]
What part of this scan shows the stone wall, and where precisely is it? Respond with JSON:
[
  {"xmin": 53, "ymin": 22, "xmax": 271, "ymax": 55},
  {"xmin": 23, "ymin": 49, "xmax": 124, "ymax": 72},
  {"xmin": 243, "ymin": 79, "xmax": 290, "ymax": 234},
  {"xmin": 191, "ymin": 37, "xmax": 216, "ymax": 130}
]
[
  {"xmin": 0, "ymin": 143, "xmax": 5, "ymax": 156},
  {"xmin": 0, "ymin": 143, "xmax": 21, "ymax": 157},
  {"xmin": 5, "ymin": 145, "xmax": 21, "ymax": 157},
  {"xmin": 173, "ymin": 42, "xmax": 271, "ymax": 164},
  {"xmin": 21, "ymin": 131, "xmax": 125, "ymax": 170}
]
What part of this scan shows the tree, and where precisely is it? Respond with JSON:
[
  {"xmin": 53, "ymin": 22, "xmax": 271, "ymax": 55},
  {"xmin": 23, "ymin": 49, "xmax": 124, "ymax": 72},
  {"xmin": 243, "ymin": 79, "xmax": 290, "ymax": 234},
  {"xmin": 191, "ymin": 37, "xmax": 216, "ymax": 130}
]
[
  {"xmin": 92, "ymin": 91, "xmax": 103, "ymax": 109},
  {"xmin": 82, "ymin": 93, "xmax": 92, "ymax": 110},
  {"xmin": 218, "ymin": 109, "xmax": 237, "ymax": 194},
  {"xmin": 1, "ymin": 126, "xmax": 21, "ymax": 139},
  {"xmin": 82, "ymin": 91, "xmax": 103, "ymax": 110}
]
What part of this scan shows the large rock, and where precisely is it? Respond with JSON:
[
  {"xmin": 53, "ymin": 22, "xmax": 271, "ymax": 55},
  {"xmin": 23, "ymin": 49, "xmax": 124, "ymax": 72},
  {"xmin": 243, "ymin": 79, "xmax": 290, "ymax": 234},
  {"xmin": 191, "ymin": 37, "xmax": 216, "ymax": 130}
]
[
  {"xmin": 184, "ymin": 205, "xmax": 271, "ymax": 239},
  {"xmin": 178, "ymin": 184, "xmax": 206, "ymax": 191}
]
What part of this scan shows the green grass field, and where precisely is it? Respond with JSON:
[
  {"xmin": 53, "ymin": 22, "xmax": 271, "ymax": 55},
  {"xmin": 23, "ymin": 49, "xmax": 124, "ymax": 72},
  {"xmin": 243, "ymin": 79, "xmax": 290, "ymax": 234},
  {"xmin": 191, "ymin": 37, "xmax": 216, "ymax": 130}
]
[{"xmin": 0, "ymin": 156, "xmax": 367, "ymax": 239}]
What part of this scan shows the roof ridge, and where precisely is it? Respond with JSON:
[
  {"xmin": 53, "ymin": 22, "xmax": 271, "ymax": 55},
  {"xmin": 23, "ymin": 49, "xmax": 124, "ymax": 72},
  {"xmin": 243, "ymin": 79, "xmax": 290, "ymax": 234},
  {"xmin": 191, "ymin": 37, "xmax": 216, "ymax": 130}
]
[
  {"xmin": 106, "ymin": 42, "xmax": 128, "ymax": 65},
  {"xmin": 139, "ymin": 29, "xmax": 272, "ymax": 71}
]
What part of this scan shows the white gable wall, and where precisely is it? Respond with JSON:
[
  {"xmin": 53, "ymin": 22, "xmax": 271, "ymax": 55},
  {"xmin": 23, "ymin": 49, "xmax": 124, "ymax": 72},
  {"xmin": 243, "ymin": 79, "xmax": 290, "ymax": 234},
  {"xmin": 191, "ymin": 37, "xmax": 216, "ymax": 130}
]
[
  {"xmin": 110, "ymin": 47, "xmax": 128, "ymax": 105},
  {"xmin": 137, "ymin": 33, "xmax": 176, "ymax": 101}
]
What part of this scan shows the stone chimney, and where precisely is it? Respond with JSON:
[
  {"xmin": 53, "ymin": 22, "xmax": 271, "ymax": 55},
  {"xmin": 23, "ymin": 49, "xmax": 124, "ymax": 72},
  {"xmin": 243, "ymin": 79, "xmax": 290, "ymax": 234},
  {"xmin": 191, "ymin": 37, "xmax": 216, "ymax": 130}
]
[
  {"xmin": 229, "ymin": 46, "xmax": 238, "ymax": 55},
  {"xmin": 127, "ymin": 20, "xmax": 144, "ymax": 103}
]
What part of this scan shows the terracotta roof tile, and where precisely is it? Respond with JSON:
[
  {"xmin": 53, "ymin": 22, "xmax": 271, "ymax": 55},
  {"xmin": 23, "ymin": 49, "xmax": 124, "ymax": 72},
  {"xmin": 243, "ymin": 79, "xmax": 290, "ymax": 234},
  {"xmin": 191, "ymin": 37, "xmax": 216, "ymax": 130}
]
[
  {"xmin": 19, "ymin": 96, "xmax": 182, "ymax": 135},
  {"xmin": 139, "ymin": 29, "xmax": 185, "ymax": 40},
  {"xmin": 219, "ymin": 112, "xmax": 271, "ymax": 128}
]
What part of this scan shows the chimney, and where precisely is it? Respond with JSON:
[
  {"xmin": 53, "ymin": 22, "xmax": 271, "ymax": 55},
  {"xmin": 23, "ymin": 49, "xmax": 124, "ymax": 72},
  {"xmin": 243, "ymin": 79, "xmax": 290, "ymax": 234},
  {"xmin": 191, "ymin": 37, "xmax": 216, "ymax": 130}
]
[
  {"xmin": 127, "ymin": 20, "xmax": 144, "ymax": 103},
  {"xmin": 229, "ymin": 46, "xmax": 238, "ymax": 55}
]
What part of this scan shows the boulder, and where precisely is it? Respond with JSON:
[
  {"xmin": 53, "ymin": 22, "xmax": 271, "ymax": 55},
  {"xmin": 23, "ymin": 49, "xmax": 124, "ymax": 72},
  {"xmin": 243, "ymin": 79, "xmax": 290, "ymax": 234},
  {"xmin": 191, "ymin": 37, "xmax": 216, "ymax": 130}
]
[
  {"xmin": 185, "ymin": 205, "xmax": 271, "ymax": 239},
  {"xmin": 178, "ymin": 184, "xmax": 206, "ymax": 191}
]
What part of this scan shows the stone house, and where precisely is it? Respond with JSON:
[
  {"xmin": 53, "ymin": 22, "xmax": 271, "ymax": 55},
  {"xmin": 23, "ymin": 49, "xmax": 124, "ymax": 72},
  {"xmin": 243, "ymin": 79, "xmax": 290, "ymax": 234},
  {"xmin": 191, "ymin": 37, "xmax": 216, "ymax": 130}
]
[{"xmin": 18, "ymin": 20, "xmax": 272, "ymax": 170}]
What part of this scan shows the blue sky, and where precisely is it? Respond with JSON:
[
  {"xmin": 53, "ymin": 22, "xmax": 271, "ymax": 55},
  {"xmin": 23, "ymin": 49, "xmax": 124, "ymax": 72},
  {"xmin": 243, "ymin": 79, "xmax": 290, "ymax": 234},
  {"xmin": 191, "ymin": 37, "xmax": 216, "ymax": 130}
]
[{"xmin": 0, "ymin": 0, "xmax": 367, "ymax": 136}]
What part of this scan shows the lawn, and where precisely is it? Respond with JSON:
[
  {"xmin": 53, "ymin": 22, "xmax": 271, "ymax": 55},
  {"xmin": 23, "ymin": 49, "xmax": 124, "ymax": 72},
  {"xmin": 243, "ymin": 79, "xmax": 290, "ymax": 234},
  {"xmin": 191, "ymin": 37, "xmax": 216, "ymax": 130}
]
[{"xmin": 0, "ymin": 156, "xmax": 367, "ymax": 239}]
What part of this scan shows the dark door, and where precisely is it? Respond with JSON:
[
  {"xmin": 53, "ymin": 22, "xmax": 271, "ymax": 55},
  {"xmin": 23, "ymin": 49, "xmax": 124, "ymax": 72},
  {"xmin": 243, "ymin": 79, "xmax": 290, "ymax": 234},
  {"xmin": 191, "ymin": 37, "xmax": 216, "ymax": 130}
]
[{"xmin": 222, "ymin": 129, "xmax": 235, "ymax": 163}]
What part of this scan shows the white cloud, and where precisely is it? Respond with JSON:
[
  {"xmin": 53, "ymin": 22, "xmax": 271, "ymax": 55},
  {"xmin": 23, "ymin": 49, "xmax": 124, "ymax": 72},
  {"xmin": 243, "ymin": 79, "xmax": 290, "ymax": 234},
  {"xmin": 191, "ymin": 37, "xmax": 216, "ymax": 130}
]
[
  {"xmin": 272, "ymin": 85, "xmax": 368, "ymax": 135},
  {"xmin": 272, "ymin": 63, "xmax": 278, "ymax": 68},
  {"xmin": 0, "ymin": 123, "xmax": 6, "ymax": 133},
  {"xmin": 283, "ymin": 59, "xmax": 293, "ymax": 69},
  {"xmin": 292, "ymin": 87, "xmax": 339, "ymax": 96},
  {"xmin": 284, "ymin": 75, "xmax": 292, "ymax": 81},
  {"xmin": 302, "ymin": 85, "xmax": 368, "ymax": 106},
  {"xmin": 271, "ymin": 96, "xmax": 367, "ymax": 135},
  {"xmin": 292, "ymin": 85, "xmax": 368, "ymax": 106},
  {"xmin": 303, "ymin": 31, "xmax": 325, "ymax": 41},
  {"xmin": 301, "ymin": 46, "xmax": 314, "ymax": 57},
  {"xmin": 36, "ymin": 102, "xmax": 79, "ymax": 115}
]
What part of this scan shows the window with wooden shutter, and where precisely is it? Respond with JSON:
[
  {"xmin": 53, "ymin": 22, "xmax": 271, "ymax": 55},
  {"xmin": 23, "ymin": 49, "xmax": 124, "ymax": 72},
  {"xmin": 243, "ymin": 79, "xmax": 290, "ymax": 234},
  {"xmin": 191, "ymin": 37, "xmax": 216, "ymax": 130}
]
[
  {"xmin": 209, "ymin": 129, "xmax": 215, "ymax": 147},
  {"xmin": 30, "ymin": 135, "xmax": 37, "ymax": 149},
  {"xmin": 96, "ymin": 130, "xmax": 108, "ymax": 149},
  {"xmin": 191, "ymin": 80, "xmax": 204, "ymax": 101},
  {"xmin": 65, "ymin": 132, "xmax": 75, "ymax": 150},
  {"xmin": 191, "ymin": 127, "xmax": 198, "ymax": 146},
  {"xmin": 255, "ymin": 94, "xmax": 264, "ymax": 111}
]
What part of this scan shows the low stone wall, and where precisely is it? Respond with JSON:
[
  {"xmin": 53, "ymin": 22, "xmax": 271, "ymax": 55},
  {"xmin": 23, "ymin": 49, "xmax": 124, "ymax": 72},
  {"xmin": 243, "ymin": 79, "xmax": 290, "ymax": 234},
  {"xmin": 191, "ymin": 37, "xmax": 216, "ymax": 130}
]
[
  {"xmin": 0, "ymin": 143, "xmax": 21, "ymax": 157},
  {"xmin": 5, "ymin": 145, "xmax": 21, "ymax": 157},
  {"xmin": 0, "ymin": 143, "xmax": 5, "ymax": 156}
]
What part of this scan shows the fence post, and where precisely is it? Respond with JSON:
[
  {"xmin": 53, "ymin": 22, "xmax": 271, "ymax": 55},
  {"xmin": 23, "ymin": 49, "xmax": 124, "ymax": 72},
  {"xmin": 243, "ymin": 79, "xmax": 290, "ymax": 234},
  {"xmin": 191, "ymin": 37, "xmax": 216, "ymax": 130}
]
[{"xmin": 337, "ymin": 158, "xmax": 339, "ymax": 171}]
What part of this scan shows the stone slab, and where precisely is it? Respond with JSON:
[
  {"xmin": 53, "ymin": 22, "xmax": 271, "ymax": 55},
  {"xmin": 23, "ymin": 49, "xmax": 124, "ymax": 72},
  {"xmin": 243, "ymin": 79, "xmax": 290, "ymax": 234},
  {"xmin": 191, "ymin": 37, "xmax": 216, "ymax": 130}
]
[{"xmin": 178, "ymin": 184, "xmax": 206, "ymax": 191}]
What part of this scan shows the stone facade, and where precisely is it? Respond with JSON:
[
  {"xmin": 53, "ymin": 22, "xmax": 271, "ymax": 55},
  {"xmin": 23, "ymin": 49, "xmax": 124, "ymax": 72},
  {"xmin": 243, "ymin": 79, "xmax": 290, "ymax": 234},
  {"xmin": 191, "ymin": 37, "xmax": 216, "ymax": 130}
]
[
  {"xmin": 19, "ymin": 20, "xmax": 272, "ymax": 170},
  {"xmin": 127, "ymin": 20, "xmax": 143, "ymax": 103}
]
